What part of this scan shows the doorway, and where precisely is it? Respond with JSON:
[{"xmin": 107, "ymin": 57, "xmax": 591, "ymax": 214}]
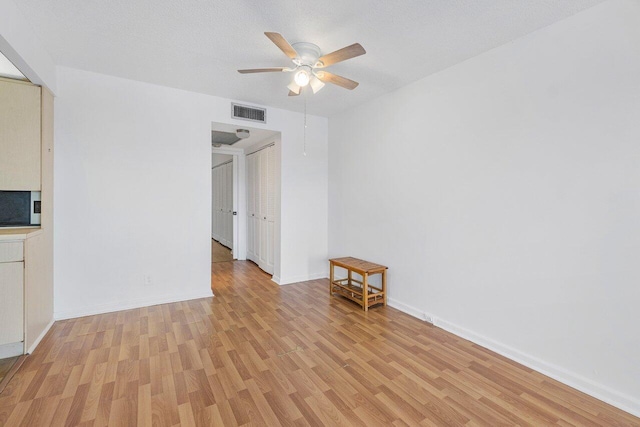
[{"xmin": 210, "ymin": 122, "xmax": 281, "ymax": 278}]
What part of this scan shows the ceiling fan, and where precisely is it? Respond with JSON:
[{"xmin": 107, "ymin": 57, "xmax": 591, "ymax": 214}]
[{"xmin": 238, "ymin": 32, "xmax": 366, "ymax": 96}]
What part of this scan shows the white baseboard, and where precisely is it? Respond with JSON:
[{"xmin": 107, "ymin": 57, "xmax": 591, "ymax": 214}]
[
  {"xmin": 54, "ymin": 289, "xmax": 214, "ymax": 320},
  {"xmin": 387, "ymin": 297, "xmax": 640, "ymax": 418},
  {"xmin": 388, "ymin": 297, "xmax": 426, "ymax": 320},
  {"xmin": 27, "ymin": 318, "xmax": 55, "ymax": 354},
  {"xmin": 278, "ymin": 271, "xmax": 328, "ymax": 285},
  {"xmin": 271, "ymin": 275, "xmax": 281, "ymax": 285}
]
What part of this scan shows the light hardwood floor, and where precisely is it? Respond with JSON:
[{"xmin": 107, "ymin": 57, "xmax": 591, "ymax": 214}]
[
  {"xmin": 0, "ymin": 260, "xmax": 637, "ymax": 426},
  {"xmin": 0, "ymin": 357, "xmax": 19, "ymax": 386},
  {"xmin": 211, "ymin": 239, "xmax": 233, "ymax": 263}
]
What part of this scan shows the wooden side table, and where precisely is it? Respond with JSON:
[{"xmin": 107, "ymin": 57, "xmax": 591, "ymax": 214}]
[{"xmin": 329, "ymin": 257, "xmax": 388, "ymax": 311}]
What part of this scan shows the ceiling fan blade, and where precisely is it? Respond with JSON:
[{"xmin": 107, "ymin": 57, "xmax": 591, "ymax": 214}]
[
  {"xmin": 265, "ymin": 32, "xmax": 298, "ymax": 59},
  {"xmin": 316, "ymin": 71, "xmax": 359, "ymax": 90},
  {"xmin": 288, "ymin": 90, "xmax": 300, "ymax": 97},
  {"xmin": 237, "ymin": 68, "xmax": 287, "ymax": 74},
  {"xmin": 317, "ymin": 43, "xmax": 366, "ymax": 67}
]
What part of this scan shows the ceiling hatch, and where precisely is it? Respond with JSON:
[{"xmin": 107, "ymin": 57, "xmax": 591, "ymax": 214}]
[{"xmin": 212, "ymin": 131, "xmax": 241, "ymax": 146}]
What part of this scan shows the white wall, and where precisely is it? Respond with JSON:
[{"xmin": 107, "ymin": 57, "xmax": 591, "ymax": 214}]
[
  {"xmin": 280, "ymin": 128, "xmax": 329, "ymax": 284},
  {"xmin": 0, "ymin": 0, "xmax": 57, "ymax": 92},
  {"xmin": 329, "ymin": 0, "xmax": 640, "ymax": 416},
  {"xmin": 212, "ymin": 153, "xmax": 232, "ymax": 168},
  {"xmin": 54, "ymin": 66, "xmax": 328, "ymax": 319}
]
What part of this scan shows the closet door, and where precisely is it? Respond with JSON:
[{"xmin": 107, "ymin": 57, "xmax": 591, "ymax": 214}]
[
  {"xmin": 253, "ymin": 153, "xmax": 262, "ymax": 263},
  {"xmin": 211, "ymin": 167, "xmax": 216, "ymax": 240},
  {"xmin": 246, "ymin": 147, "xmax": 275, "ymax": 275},
  {"xmin": 246, "ymin": 155, "xmax": 256, "ymax": 262},
  {"xmin": 218, "ymin": 166, "xmax": 224, "ymax": 242},
  {"xmin": 225, "ymin": 163, "xmax": 233, "ymax": 250},
  {"xmin": 218, "ymin": 166, "xmax": 224, "ymax": 243},
  {"xmin": 221, "ymin": 165, "xmax": 227, "ymax": 247},
  {"xmin": 266, "ymin": 146, "xmax": 276, "ymax": 270},
  {"xmin": 212, "ymin": 167, "xmax": 220, "ymax": 241},
  {"xmin": 212, "ymin": 162, "xmax": 234, "ymax": 249},
  {"xmin": 258, "ymin": 150, "xmax": 266, "ymax": 268},
  {"xmin": 219, "ymin": 166, "xmax": 224, "ymax": 243}
]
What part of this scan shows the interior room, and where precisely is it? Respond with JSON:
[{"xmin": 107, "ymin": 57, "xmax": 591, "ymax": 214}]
[{"xmin": 0, "ymin": 0, "xmax": 638, "ymax": 425}]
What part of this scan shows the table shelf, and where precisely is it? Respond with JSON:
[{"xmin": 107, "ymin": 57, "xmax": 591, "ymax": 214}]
[{"xmin": 329, "ymin": 257, "xmax": 388, "ymax": 311}]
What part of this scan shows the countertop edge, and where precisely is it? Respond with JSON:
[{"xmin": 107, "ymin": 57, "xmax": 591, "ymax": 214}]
[{"xmin": 0, "ymin": 228, "xmax": 43, "ymax": 240}]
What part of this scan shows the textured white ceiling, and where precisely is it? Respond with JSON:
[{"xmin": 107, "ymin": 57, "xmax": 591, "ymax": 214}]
[{"xmin": 16, "ymin": 0, "xmax": 604, "ymax": 117}]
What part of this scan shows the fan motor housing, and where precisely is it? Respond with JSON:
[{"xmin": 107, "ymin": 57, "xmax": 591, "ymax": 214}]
[{"xmin": 292, "ymin": 42, "xmax": 322, "ymax": 66}]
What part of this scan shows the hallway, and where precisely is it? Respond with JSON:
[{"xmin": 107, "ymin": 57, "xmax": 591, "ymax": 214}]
[{"xmin": 211, "ymin": 238, "xmax": 233, "ymax": 263}]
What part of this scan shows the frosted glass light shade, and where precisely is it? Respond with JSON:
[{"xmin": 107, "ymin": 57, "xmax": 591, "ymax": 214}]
[
  {"xmin": 294, "ymin": 69, "xmax": 310, "ymax": 86},
  {"xmin": 287, "ymin": 81, "xmax": 301, "ymax": 94},
  {"xmin": 310, "ymin": 77, "xmax": 325, "ymax": 94}
]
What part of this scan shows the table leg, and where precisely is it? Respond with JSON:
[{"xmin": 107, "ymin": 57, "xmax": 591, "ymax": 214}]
[
  {"xmin": 348, "ymin": 269, "xmax": 352, "ymax": 287},
  {"xmin": 329, "ymin": 262, "xmax": 334, "ymax": 297},
  {"xmin": 382, "ymin": 269, "xmax": 387, "ymax": 306},
  {"xmin": 363, "ymin": 273, "xmax": 369, "ymax": 312}
]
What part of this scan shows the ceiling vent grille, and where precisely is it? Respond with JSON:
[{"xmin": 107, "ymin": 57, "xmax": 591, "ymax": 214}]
[{"xmin": 231, "ymin": 103, "xmax": 266, "ymax": 124}]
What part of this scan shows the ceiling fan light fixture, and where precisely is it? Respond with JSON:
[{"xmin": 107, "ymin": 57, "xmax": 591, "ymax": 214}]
[
  {"xmin": 238, "ymin": 33, "xmax": 365, "ymax": 95},
  {"xmin": 294, "ymin": 68, "xmax": 310, "ymax": 87},
  {"xmin": 287, "ymin": 81, "xmax": 301, "ymax": 94},
  {"xmin": 310, "ymin": 77, "xmax": 325, "ymax": 94}
]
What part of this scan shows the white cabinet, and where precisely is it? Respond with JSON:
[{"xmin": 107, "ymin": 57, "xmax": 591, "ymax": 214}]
[
  {"xmin": 246, "ymin": 145, "xmax": 275, "ymax": 274},
  {"xmin": 0, "ymin": 80, "xmax": 42, "ymax": 190},
  {"xmin": 212, "ymin": 161, "xmax": 233, "ymax": 250},
  {"xmin": 0, "ymin": 87, "xmax": 54, "ymax": 357},
  {"xmin": 0, "ymin": 263, "xmax": 23, "ymax": 346},
  {"xmin": 0, "ymin": 241, "xmax": 24, "ymax": 350}
]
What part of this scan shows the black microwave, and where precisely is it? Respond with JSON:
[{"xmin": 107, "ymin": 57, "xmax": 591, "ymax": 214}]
[{"xmin": 0, "ymin": 191, "xmax": 41, "ymax": 227}]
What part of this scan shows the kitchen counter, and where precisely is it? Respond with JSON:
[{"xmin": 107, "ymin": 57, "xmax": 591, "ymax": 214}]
[{"xmin": 0, "ymin": 228, "xmax": 42, "ymax": 240}]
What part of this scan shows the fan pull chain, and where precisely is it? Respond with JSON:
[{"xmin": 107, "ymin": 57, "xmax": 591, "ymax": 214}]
[{"xmin": 303, "ymin": 88, "xmax": 307, "ymax": 156}]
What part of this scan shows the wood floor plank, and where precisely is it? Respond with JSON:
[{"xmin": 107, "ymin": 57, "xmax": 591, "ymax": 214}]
[{"xmin": 0, "ymin": 259, "xmax": 637, "ymax": 426}]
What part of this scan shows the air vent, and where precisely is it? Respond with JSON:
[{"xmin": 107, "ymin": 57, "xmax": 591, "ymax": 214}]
[{"xmin": 231, "ymin": 103, "xmax": 266, "ymax": 124}]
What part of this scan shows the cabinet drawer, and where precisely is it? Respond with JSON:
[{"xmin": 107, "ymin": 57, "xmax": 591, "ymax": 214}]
[{"xmin": 0, "ymin": 241, "xmax": 24, "ymax": 262}]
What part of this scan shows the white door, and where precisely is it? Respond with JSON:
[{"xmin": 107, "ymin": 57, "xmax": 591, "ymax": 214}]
[
  {"xmin": 212, "ymin": 162, "xmax": 234, "ymax": 250},
  {"xmin": 266, "ymin": 146, "xmax": 276, "ymax": 271},
  {"xmin": 258, "ymin": 149, "xmax": 269, "ymax": 270},
  {"xmin": 253, "ymin": 153, "xmax": 261, "ymax": 263},
  {"xmin": 245, "ymin": 146, "xmax": 275, "ymax": 275},
  {"xmin": 225, "ymin": 163, "xmax": 233, "ymax": 250},
  {"xmin": 212, "ymin": 167, "xmax": 220, "ymax": 241},
  {"xmin": 246, "ymin": 155, "xmax": 256, "ymax": 262},
  {"xmin": 220, "ymin": 163, "xmax": 227, "ymax": 247}
]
